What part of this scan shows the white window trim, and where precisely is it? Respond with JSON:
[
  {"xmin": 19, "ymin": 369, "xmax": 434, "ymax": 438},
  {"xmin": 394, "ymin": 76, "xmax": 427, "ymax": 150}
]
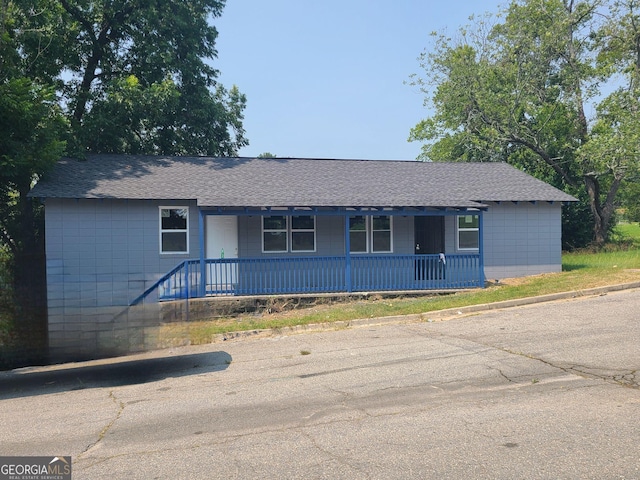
[
  {"xmin": 349, "ymin": 215, "xmax": 369, "ymax": 254},
  {"xmin": 262, "ymin": 215, "xmax": 318, "ymax": 253},
  {"xmin": 350, "ymin": 215, "xmax": 394, "ymax": 254},
  {"xmin": 159, "ymin": 206, "xmax": 189, "ymax": 255},
  {"xmin": 456, "ymin": 214, "xmax": 480, "ymax": 251},
  {"xmin": 371, "ymin": 215, "xmax": 393, "ymax": 253},
  {"xmin": 262, "ymin": 216, "xmax": 289, "ymax": 253},
  {"xmin": 291, "ymin": 215, "xmax": 317, "ymax": 253}
]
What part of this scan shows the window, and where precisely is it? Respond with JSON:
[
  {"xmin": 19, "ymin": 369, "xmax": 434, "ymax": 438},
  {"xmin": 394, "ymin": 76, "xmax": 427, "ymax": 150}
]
[
  {"xmin": 349, "ymin": 215, "xmax": 393, "ymax": 253},
  {"xmin": 457, "ymin": 215, "xmax": 479, "ymax": 250},
  {"xmin": 372, "ymin": 216, "xmax": 392, "ymax": 252},
  {"xmin": 263, "ymin": 216, "xmax": 288, "ymax": 252},
  {"xmin": 291, "ymin": 216, "xmax": 316, "ymax": 252},
  {"xmin": 349, "ymin": 216, "xmax": 368, "ymax": 253},
  {"xmin": 160, "ymin": 207, "xmax": 189, "ymax": 254},
  {"xmin": 262, "ymin": 215, "xmax": 317, "ymax": 253}
]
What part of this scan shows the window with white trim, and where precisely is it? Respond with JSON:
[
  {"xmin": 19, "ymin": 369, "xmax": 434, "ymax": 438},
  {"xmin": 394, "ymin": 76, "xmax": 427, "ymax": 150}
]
[
  {"xmin": 349, "ymin": 215, "xmax": 393, "ymax": 253},
  {"xmin": 349, "ymin": 216, "xmax": 368, "ymax": 253},
  {"xmin": 457, "ymin": 215, "xmax": 479, "ymax": 250},
  {"xmin": 160, "ymin": 207, "xmax": 189, "ymax": 254},
  {"xmin": 291, "ymin": 215, "xmax": 316, "ymax": 252},
  {"xmin": 262, "ymin": 215, "xmax": 317, "ymax": 253},
  {"xmin": 372, "ymin": 215, "xmax": 392, "ymax": 252},
  {"xmin": 262, "ymin": 216, "xmax": 288, "ymax": 252}
]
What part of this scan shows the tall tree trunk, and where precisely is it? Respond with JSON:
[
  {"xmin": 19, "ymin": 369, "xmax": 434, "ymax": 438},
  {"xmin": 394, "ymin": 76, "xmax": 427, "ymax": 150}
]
[{"xmin": 583, "ymin": 174, "xmax": 621, "ymax": 246}]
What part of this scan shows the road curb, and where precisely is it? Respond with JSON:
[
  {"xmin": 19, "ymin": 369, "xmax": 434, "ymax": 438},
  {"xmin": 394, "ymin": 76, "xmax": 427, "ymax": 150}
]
[
  {"xmin": 215, "ymin": 281, "xmax": 640, "ymax": 342},
  {"xmin": 414, "ymin": 280, "xmax": 640, "ymax": 321}
]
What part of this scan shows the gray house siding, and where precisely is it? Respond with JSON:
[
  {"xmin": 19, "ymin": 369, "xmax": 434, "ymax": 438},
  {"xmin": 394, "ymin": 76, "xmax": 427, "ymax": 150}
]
[
  {"xmin": 44, "ymin": 198, "xmax": 199, "ymax": 359},
  {"xmin": 442, "ymin": 203, "xmax": 562, "ymax": 278},
  {"xmin": 482, "ymin": 202, "xmax": 562, "ymax": 279},
  {"xmin": 444, "ymin": 216, "xmax": 456, "ymax": 252},
  {"xmin": 393, "ymin": 216, "xmax": 415, "ymax": 254}
]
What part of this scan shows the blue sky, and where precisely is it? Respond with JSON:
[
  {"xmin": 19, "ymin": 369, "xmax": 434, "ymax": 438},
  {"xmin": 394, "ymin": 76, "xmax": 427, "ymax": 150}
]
[{"xmin": 213, "ymin": 0, "xmax": 504, "ymax": 160}]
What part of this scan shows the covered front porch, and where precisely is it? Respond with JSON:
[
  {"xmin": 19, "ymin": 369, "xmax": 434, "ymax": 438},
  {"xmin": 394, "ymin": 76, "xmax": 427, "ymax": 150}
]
[{"xmin": 152, "ymin": 206, "xmax": 486, "ymax": 301}]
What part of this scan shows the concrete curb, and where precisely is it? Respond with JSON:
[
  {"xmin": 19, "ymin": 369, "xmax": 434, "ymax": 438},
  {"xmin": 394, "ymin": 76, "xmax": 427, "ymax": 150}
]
[
  {"xmin": 215, "ymin": 281, "xmax": 640, "ymax": 342},
  {"xmin": 414, "ymin": 280, "xmax": 640, "ymax": 320}
]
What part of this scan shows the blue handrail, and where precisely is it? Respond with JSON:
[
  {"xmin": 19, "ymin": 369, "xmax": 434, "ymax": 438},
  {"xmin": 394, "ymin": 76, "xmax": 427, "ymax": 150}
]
[{"xmin": 130, "ymin": 259, "xmax": 201, "ymax": 306}]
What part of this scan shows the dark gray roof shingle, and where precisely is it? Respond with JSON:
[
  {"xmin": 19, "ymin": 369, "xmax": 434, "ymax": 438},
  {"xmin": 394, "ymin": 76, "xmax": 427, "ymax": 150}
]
[{"xmin": 29, "ymin": 155, "xmax": 577, "ymax": 207}]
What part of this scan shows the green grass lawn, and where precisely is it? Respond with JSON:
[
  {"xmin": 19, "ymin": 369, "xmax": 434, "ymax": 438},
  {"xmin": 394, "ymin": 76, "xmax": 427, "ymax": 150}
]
[
  {"xmin": 613, "ymin": 222, "xmax": 640, "ymax": 244},
  {"xmin": 165, "ymin": 223, "xmax": 640, "ymax": 344}
]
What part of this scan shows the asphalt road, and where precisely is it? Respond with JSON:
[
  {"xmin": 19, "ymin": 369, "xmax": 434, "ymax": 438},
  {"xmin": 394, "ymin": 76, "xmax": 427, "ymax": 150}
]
[{"xmin": 1, "ymin": 288, "xmax": 639, "ymax": 479}]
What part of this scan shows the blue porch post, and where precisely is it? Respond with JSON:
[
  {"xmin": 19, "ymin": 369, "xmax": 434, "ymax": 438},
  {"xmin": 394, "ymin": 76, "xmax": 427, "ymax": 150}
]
[
  {"xmin": 185, "ymin": 260, "xmax": 190, "ymax": 298},
  {"xmin": 478, "ymin": 210, "xmax": 485, "ymax": 287},
  {"xmin": 345, "ymin": 214, "xmax": 352, "ymax": 292},
  {"xmin": 199, "ymin": 209, "xmax": 206, "ymax": 297}
]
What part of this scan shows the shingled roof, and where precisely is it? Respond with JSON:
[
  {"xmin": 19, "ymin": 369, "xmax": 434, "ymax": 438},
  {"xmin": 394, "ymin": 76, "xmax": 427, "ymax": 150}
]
[{"xmin": 29, "ymin": 155, "xmax": 576, "ymax": 208}]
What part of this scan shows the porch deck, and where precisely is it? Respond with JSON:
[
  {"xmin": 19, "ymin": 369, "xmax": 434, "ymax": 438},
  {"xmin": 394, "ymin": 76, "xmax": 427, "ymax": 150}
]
[{"xmin": 153, "ymin": 254, "xmax": 483, "ymax": 301}]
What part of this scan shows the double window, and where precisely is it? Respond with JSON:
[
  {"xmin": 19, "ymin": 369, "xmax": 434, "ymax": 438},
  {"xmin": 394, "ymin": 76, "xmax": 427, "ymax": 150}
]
[
  {"xmin": 457, "ymin": 215, "xmax": 479, "ymax": 250},
  {"xmin": 263, "ymin": 215, "xmax": 316, "ymax": 253},
  {"xmin": 160, "ymin": 207, "xmax": 189, "ymax": 254},
  {"xmin": 349, "ymin": 215, "xmax": 393, "ymax": 253}
]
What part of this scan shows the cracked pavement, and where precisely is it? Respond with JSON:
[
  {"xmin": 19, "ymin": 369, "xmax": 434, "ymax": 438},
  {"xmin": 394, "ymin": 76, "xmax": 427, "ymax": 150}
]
[{"xmin": 1, "ymin": 288, "xmax": 639, "ymax": 479}]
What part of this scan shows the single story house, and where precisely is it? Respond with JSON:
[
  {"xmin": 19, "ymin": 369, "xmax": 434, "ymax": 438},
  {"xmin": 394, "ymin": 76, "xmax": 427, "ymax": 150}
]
[{"xmin": 29, "ymin": 155, "xmax": 576, "ymax": 359}]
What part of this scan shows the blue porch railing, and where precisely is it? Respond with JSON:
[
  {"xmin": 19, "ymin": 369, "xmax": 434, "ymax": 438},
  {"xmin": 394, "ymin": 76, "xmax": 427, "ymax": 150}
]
[{"xmin": 152, "ymin": 254, "xmax": 482, "ymax": 301}]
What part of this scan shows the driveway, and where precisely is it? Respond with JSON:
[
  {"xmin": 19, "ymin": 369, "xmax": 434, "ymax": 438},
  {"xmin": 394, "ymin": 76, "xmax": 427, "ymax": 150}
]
[{"xmin": 1, "ymin": 288, "xmax": 639, "ymax": 479}]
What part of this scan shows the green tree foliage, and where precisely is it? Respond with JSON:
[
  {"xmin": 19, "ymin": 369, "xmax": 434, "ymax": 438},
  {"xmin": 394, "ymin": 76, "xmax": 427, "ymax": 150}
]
[
  {"xmin": 410, "ymin": 0, "xmax": 640, "ymax": 247},
  {"xmin": 0, "ymin": 79, "xmax": 65, "ymax": 351},
  {"xmin": 1, "ymin": 1, "xmax": 67, "ymax": 258},
  {"xmin": 619, "ymin": 179, "xmax": 640, "ymax": 222},
  {"xmin": 0, "ymin": 79, "xmax": 66, "ymax": 256},
  {"xmin": 1, "ymin": 2, "xmax": 67, "ymax": 363},
  {"xmin": 15, "ymin": 0, "xmax": 248, "ymax": 156}
]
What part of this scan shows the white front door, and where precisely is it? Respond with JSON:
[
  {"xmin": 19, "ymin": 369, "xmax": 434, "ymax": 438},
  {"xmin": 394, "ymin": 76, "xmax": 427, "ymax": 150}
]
[
  {"xmin": 206, "ymin": 216, "xmax": 238, "ymax": 259},
  {"xmin": 206, "ymin": 216, "xmax": 238, "ymax": 292}
]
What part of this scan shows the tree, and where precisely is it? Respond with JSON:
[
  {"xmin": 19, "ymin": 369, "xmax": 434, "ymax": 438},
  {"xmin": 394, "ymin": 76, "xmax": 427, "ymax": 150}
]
[
  {"xmin": 1, "ymin": 1, "xmax": 67, "ymax": 362},
  {"xmin": 0, "ymin": 79, "xmax": 66, "ymax": 258},
  {"xmin": 1, "ymin": 0, "xmax": 67, "ymax": 264},
  {"xmin": 0, "ymin": 79, "xmax": 66, "ymax": 356},
  {"xmin": 10, "ymin": 0, "xmax": 247, "ymax": 156},
  {"xmin": 410, "ymin": 0, "xmax": 640, "ymax": 246}
]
